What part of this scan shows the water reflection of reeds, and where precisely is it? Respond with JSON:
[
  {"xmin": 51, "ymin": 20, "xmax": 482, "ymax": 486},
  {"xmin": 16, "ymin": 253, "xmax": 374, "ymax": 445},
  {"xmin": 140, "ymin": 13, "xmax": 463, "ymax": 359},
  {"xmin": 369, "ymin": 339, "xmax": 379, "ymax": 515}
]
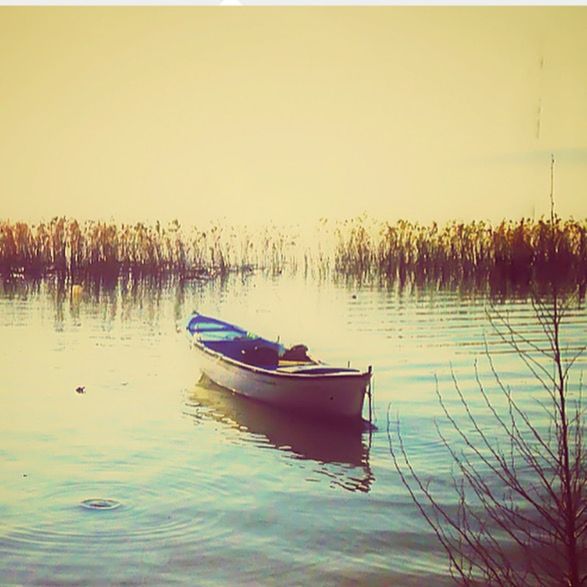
[{"xmin": 1, "ymin": 216, "xmax": 585, "ymax": 291}]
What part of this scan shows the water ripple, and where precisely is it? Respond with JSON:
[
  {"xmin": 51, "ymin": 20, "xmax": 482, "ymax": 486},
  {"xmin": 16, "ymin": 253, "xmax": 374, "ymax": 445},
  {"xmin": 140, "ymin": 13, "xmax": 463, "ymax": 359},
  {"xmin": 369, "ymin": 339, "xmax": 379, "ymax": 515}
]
[{"xmin": 0, "ymin": 473, "xmax": 234, "ymax": 556}]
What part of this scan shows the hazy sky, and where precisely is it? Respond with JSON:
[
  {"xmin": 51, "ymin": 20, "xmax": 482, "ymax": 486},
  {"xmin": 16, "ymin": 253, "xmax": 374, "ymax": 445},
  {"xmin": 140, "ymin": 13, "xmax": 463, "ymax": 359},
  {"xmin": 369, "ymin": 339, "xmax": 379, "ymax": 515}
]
[{"xmin": 1, "ymin": 7, "xmax": 586, "ymax": 226}]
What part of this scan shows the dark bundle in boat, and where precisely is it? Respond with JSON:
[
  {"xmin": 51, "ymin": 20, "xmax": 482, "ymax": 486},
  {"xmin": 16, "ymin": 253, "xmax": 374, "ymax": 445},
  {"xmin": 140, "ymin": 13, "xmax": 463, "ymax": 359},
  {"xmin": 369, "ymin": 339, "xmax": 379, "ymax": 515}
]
[
  {"xmin": 241, "ymin": 343, "xmax": 311, "ymax": 368},
  {"xmin": 281, "ymin": 344, "xmax": 311, "ymax": 362}
]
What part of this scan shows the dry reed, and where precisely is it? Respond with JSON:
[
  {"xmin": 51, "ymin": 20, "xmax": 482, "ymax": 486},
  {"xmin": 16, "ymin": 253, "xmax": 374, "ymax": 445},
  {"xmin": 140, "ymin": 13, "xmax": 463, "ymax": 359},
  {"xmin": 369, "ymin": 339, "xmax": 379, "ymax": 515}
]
[
  {"xmin": 0, "ymin": 218, "xmax": 291, "ymax": 279},
  {"xmin": 334, "ymin": 216, "xmax": 587, "ymax": 288},
  {"xmin": 1, "ymin": 216, "xmax": 585, "ymax": 289}
]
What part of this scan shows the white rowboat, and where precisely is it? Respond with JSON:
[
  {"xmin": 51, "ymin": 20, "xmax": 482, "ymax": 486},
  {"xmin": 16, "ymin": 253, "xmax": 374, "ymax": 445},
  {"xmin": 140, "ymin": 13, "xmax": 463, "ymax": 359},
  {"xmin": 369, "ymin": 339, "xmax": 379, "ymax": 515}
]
[{"xmin": 186, "ymin": 313, "xmax": 372, "ymax": 421}]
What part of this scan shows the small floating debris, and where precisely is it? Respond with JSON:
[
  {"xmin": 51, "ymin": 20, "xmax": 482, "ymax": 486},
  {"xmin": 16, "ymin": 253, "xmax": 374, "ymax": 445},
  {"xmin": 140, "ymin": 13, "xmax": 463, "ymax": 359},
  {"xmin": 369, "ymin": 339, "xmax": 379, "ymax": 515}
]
[
  {"xmin": 80, "ymin": 498, "xmax": 121, "ymax": 511},
  {"xmin": 75, "ymin": 386, "xmax": 86, "ymax": 394}
]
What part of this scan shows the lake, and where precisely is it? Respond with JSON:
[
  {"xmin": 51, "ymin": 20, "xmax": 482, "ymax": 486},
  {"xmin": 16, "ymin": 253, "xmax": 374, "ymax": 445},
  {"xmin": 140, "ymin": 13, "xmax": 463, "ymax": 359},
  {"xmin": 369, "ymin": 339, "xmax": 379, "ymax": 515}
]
[{"xmin": 1, "ymin": 272, "xmax": 585, "ymax": 586}]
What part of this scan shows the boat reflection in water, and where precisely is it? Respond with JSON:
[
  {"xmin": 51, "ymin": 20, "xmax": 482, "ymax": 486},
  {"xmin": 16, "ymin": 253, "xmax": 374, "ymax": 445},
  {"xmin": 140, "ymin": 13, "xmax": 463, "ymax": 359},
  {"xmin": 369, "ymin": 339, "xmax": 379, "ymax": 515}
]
[{"xmin": 185, "ymin": 375, "xmax": 374, "ymax": 493}]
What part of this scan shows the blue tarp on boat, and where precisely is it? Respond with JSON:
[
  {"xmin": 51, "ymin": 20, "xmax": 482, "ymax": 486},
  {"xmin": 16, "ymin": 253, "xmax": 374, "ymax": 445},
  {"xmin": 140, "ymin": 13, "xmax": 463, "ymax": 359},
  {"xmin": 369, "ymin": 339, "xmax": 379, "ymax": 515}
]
[{"xmin": 187, "ymin": 313, "xmax": 283, "ymax": 367}]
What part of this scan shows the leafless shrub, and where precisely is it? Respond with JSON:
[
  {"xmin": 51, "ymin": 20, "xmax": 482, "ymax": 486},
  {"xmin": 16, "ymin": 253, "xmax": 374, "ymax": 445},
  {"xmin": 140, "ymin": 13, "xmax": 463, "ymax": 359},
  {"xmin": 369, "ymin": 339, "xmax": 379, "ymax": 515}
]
[{"xmin": 388, "ymin": 289, "xmax": 586, "ymax": 586}]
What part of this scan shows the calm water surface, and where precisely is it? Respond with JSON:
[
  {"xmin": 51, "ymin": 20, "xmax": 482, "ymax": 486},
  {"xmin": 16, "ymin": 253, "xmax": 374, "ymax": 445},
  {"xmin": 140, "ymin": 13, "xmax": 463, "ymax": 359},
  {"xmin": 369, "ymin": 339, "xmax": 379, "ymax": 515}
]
[{"xmin": 1, "ymin": 273, "xmax": 585, "ymax": 586}]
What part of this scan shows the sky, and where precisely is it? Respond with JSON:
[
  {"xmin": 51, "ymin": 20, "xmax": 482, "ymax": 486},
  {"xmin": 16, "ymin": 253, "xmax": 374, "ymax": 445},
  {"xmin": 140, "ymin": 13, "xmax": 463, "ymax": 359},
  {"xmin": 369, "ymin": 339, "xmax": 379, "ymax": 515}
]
[{"xmin": 1, "ymin": 7, "xmax": 586, "ymax": 227}]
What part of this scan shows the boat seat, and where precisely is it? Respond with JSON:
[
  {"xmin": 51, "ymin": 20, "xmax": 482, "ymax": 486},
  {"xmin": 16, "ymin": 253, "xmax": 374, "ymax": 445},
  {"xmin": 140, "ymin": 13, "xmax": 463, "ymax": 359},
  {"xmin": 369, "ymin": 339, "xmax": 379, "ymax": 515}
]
[{"xmin": 278, "ymin": 359, "xmax": 317, "ymax": 367}]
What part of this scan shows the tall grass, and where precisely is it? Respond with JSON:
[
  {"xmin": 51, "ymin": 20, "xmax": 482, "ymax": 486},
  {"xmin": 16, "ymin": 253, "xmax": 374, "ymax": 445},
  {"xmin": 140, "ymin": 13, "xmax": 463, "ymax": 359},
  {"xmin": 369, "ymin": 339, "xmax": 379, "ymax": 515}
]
[
  {"xmin": 0, "ymin": 218, "xmax": 292, "ymax": 279},
  {"xmin": 334, "ymin": 216, "xmax": 587, "ymax": 289},
  {"xmin": 1, "ymin": 216, "xmax": 586, "ymax": 289}
]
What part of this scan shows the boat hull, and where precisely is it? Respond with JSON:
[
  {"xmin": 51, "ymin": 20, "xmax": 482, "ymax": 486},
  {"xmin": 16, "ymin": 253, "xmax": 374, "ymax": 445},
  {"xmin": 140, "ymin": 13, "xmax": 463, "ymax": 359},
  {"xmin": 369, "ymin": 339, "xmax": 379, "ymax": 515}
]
[{"xmin": 191, "ymin": 342, "xmax": 370, "ymax": 420}]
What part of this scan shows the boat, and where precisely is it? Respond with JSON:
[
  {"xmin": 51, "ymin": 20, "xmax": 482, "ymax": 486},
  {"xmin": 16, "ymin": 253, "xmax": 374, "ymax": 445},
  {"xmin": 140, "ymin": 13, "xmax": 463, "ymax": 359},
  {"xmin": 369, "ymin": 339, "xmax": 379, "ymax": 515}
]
[{"xmin": 186, "ymin": 312, "xmax": 372, "ymax": 421}]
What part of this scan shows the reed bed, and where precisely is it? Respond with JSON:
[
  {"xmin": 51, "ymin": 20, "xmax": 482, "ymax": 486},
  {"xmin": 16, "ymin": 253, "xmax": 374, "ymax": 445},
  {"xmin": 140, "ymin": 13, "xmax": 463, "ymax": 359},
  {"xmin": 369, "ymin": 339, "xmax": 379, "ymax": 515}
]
[
  {"xmin": 333, "ymin": 216, "xmax": 587, "ymax": 288},
  {"xmin": 0, "ymin": 218, "xmax": 294, "ymax": 279},
  {"xmin": 1, "ymin": 216, "xmax": 586, "ymax": 289}
]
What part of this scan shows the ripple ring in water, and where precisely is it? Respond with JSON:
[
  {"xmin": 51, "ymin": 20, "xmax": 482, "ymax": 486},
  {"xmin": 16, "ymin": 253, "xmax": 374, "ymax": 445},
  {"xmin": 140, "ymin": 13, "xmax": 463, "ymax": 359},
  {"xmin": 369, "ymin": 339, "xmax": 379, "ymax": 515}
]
[
  {"xmin": 80, "ymin": 498, "xmax": 122, "ymax": 511},
  {"xmin": 0, "ymin": 477, "xmax": 234, "ymax": 555}
]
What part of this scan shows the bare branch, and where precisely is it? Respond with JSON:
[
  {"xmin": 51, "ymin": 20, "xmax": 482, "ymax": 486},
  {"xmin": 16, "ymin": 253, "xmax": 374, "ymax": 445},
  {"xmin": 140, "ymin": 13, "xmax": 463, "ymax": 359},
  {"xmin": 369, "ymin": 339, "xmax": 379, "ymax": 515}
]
[{"xmin": 389, "ymin": 288, "xmax": 586, "ymax": 586}]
